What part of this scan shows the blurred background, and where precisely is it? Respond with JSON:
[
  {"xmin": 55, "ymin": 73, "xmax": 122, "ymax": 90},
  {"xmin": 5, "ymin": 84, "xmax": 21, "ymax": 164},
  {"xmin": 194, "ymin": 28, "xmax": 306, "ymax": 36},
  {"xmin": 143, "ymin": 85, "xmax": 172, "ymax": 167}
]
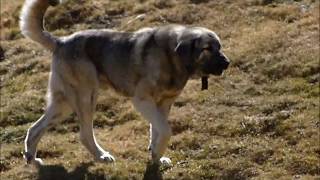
[{"xmin": 0, "ymin": 0, "xmax": 319, "ymax": 179}]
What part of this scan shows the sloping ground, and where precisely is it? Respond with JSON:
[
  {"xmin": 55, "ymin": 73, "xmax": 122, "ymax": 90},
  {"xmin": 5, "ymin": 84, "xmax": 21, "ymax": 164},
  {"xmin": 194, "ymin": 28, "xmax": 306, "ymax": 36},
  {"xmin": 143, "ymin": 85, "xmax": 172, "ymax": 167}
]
[{"xmin": 1, "ymin": 0, "xmax": 319, "ymax": 179}]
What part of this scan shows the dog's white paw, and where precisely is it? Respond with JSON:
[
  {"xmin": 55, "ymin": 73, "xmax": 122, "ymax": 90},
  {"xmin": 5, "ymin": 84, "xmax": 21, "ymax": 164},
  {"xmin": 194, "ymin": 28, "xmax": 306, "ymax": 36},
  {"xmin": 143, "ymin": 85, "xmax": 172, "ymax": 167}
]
[
  {"xmin": 34, "ymin": 158, "xmax": 44, "ymax": 167},
  {"xmin": 24, "ymin": 152, "xmax": 44, "ymax": 168},
  {"xmin": 96, "ymin": 153, "xmax": 115, "ymax": 163},
  {"xmin": 159, "ymin": 157, "xmax": 172, "ymax": 167}
]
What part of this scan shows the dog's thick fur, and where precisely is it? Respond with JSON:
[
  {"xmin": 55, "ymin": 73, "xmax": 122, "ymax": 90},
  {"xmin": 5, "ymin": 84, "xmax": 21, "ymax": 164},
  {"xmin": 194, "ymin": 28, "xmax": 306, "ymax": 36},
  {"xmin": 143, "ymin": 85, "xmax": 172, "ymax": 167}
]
[{"xmin": 21, "ymin": 0, "xmax": 229, "ymax": 166}]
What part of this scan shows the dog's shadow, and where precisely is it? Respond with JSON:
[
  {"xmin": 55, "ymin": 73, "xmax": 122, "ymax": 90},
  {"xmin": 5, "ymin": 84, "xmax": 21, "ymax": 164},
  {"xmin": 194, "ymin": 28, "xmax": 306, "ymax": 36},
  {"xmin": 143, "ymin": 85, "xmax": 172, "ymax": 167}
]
[
  {"xmin": 37, "ymin": 162, "xmax": 163, "ymax": 180},
  {"xmin": 142, "ymin": 162, "xmax": 163, "ymax": 180},
  {"xmin": 37, "ymin": 162, "xmax": 104, "ymax": 180}
]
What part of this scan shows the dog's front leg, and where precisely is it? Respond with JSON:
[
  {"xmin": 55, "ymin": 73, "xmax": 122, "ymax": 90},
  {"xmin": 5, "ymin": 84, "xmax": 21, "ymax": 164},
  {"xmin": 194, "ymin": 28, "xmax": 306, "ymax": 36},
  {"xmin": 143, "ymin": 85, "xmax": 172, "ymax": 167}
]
[
  {"xmin": 132, "ymin": 97, "xmax": 173, "ymax": 166},
  {"xmin": 148, "ymin": 124, "xmax": 158, "ymax": 151}
]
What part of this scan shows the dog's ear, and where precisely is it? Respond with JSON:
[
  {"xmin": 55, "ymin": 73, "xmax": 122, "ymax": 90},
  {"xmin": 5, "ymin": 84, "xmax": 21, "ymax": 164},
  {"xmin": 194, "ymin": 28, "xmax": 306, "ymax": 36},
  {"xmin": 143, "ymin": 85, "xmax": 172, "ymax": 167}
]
[{"xmin": 175, "ymin": 37, "xmax": 201, "ymax": 73}]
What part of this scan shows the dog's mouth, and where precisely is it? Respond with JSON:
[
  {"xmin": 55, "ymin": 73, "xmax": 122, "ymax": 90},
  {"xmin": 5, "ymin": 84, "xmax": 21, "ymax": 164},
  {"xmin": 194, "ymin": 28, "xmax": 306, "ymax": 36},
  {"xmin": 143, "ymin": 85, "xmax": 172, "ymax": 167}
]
[
  {"xmin": 201, "ymin": 68, "xmax": 227, "ymax": 90},
  {"xmin": 211, "ymin": 68, "xmax": 225, "ymax": 76},
  {"xmin": 199, "ymin": 59, "xmax": 230, "ymax": 90}
]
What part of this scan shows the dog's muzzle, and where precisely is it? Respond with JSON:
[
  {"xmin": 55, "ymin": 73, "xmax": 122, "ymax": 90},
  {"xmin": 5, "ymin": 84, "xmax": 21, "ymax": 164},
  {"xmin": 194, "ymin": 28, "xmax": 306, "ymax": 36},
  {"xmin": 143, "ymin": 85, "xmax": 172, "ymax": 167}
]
[
  {"xmin": 220, "ymin": 58, "xmax": 230, "ymax": 70},
  {"xmin": 201, "ymin": 55, "xmax": 230, "ymax": 90},
  {"xmin": 212, "ymin": 58, "xmax": 229, "ymax": 75},
  {"xmin": 207, "ymin": 55, "xmax": 229, "ymax": 76}
]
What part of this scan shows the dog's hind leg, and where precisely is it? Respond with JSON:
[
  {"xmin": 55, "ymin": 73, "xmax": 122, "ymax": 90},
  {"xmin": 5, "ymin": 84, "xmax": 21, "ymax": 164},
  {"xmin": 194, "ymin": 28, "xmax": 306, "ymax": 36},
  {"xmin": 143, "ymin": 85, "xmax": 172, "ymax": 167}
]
[
  {"xmin": 70, "ymin": 89, "xmax": 115, "ymax": 163},
  {"xmin": 24, "ymin": 92, "xmax": 72, "ymax": 167},
  {"xmin": 59, "ymin": 58, "xmax": 114, "ymax": 163}
]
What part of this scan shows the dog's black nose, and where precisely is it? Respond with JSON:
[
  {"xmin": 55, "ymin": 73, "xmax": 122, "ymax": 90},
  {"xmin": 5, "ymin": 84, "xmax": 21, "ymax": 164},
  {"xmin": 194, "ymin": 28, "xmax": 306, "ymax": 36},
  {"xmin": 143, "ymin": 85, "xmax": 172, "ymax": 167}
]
[
  {"xmin": 218, "ymin": 52, "xmax": 230, "ymax": 70},
  {"xmin": 221, "ymin": 59, "xmax": 230, "ymax": 69}
]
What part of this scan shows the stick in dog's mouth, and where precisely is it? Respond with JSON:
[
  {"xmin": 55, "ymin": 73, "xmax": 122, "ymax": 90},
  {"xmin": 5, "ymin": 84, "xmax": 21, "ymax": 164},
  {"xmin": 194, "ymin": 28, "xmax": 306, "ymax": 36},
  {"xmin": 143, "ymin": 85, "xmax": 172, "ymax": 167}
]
[{"xmin": 201, "ymin": 76, "xmax": 208, "ymax": 90}]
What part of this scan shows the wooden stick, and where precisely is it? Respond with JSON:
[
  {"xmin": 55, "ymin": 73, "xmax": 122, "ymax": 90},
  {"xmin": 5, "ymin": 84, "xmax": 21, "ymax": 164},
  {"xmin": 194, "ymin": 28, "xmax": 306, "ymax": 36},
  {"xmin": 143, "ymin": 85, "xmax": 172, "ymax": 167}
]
[{"xmin": 201, "ymin": 76, "xmax": 208, "ymax": 90}]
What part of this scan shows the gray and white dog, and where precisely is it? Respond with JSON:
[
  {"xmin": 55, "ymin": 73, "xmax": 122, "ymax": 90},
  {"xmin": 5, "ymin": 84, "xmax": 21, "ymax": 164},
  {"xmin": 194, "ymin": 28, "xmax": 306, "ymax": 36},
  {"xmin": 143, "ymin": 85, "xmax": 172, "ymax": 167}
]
[{"xmin": 20, "ymin": 0, "xmax": 229, "ymax": 167}]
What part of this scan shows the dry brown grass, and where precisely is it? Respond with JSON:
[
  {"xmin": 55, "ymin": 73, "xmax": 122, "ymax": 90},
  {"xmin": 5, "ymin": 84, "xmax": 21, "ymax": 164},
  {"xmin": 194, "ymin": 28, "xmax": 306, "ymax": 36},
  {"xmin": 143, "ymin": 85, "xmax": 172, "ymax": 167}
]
[{"xmin": 1, "ymin": 0, "xmax": 319, "ymax": 179}]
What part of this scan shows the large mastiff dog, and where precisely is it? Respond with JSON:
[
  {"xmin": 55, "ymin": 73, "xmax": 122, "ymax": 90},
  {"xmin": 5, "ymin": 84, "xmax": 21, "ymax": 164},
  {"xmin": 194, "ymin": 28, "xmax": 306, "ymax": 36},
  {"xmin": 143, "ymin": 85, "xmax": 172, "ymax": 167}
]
[{"xmin": 21, "ymin": 0, "xmax": 229, "ymax": 167}]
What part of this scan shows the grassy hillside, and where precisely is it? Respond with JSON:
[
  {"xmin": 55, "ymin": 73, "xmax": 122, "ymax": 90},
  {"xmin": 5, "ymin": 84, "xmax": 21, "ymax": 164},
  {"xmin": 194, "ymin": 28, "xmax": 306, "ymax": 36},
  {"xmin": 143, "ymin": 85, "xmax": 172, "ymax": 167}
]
[{"xmin": 1, "ymin": 0, "xmax": 319, "ymax": 179}]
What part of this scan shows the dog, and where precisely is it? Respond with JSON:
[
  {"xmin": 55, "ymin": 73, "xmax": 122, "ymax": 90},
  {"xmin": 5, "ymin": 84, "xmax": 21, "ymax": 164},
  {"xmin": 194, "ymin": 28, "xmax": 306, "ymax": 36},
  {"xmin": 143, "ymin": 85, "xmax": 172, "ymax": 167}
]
[{"xmin": 20, "ymin": 0, "xmax": 230, "ymax": 167}]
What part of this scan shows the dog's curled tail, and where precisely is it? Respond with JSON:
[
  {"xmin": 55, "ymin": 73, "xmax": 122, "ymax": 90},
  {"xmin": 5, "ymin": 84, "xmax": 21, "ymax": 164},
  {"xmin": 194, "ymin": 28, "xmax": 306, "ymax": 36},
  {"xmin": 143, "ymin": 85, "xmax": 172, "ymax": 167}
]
[{"xmin": 20, "ymin": 0, "xmax": 61, "ymax": 52}]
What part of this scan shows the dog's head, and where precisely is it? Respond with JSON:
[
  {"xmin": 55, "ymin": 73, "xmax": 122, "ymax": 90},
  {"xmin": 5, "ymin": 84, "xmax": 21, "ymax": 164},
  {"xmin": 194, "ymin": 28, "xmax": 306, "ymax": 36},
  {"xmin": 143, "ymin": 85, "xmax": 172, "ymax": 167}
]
[{"xmin": 175, "ymin": 27, "xmax": 230, "ymax": 77}]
